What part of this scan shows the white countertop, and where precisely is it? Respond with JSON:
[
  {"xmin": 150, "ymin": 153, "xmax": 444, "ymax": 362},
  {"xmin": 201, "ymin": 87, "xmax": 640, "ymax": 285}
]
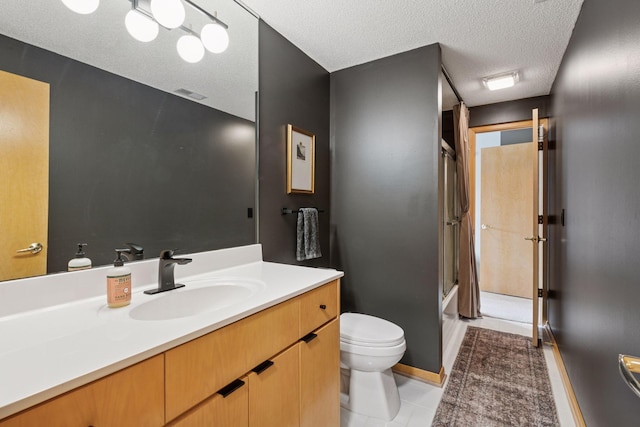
[{"xmin": 0, "ymin": 244, "xmax": 343, "ymax": 419}]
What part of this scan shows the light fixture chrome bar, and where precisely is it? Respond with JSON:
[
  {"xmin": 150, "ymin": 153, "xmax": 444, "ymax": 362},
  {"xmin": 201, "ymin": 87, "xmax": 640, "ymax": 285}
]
[
  {"xmin": 130, "ymin": 0, "xmax": 229, "ymax": 29},
  {"xmin": 184, "ymin": 0, "xmax": 229, "ymax": 29},
  {"xmin": 179, "ymin": 25, "xmax": 199, "ymax": 36}
]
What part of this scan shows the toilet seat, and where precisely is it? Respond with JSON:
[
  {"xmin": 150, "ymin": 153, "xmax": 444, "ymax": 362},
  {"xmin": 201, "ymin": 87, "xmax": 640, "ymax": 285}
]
[
  {"xmin": 340, "ymin": 339, "xmax": 406, "ymax": 357},
  {"xmin": 340, "ymin": 313, "xmax": 405, "ymax": 347}
]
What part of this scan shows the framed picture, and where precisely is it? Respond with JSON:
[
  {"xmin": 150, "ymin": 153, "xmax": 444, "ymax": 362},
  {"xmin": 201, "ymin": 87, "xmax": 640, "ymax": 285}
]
[{"xmin": 287, "ymin": 124, "xmax": 315, "ymax": 194}]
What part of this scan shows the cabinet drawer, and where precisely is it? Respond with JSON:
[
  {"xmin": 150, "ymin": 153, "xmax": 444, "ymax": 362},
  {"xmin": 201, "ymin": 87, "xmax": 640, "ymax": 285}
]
[
  {"xmin": 168, "ymin": 376, "xmax": 248, "ymax": 427},
  {"xmin": 0, "ymin": 355, "xmax": 164, "ymax": 427},
  {"xmin": 299, "ymin": 280, "xmax": 339, "ymax": 337},
  {"xmin": 248, "ymin": 344, "xmax": 300, "ymax": 427},
  {"xmin": 165, "ymin": 298, "xmax": 299, "ymax": 421}
]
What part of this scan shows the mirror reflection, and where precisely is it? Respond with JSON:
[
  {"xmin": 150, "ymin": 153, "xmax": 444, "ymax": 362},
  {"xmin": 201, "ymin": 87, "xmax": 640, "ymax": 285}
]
[{"xmin": 0, "ymin": 0, "xmax": 259, "ymax": 281}]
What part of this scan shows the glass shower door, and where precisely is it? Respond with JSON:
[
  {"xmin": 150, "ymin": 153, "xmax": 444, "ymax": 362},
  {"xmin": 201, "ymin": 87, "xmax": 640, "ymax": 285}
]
[{"xmin": 442, "ymin": 145, "xmax": 459, "ymax": 299}]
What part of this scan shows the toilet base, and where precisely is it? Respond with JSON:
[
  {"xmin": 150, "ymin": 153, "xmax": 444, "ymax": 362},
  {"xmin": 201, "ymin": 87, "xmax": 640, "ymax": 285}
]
[{"xmin": 341, "ymin": 367, "xmax": 401, "ymax": 421}]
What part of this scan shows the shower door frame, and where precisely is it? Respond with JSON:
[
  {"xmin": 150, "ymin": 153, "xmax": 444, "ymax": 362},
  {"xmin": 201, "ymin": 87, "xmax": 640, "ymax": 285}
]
[{"xmin": 441, "ymin": 140, "xmax": 459, "ymax": 300}]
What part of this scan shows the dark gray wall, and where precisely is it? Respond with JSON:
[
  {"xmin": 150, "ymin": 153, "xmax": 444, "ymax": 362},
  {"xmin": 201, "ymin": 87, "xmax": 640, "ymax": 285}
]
[
  {"xmin": 0, "ymin": 34, "xmax": 255, "ymax": 273},
  {"xmin": 258, "ymin": 21, "xmax": 331, "ymax": 267},
  {"xmin": 331, "ymin": 45, "xmax": 442, "ymax": 372},
  {"xmin": 549, "ymin": 0, "xmax": 640, "ymax": 424},
  {"xmin": 469, "ymin": 95, "xmax": 550, "ymax": 127}
]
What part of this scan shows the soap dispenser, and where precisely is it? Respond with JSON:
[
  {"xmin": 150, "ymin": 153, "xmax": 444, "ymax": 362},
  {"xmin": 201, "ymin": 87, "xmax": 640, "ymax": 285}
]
[
  {"xmin": 107, "ymin": 249, "xmax": 132, "ymax": 308},
  {"xmin": 68, "ymin": 243, "xmax": 92, "ymax": 271}
]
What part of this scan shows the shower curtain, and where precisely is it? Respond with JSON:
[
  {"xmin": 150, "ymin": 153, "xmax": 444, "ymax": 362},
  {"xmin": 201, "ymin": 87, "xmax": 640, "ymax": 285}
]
[{"xmin": 453, "ymin": 102, "xmax": 481, "ymax": 318}]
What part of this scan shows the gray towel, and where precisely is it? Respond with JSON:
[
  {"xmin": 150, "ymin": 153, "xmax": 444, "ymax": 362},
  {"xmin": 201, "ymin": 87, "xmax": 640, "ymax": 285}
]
[{"xmin": 296, "ymin": 208, "xmax": 322, "ymax": 261}]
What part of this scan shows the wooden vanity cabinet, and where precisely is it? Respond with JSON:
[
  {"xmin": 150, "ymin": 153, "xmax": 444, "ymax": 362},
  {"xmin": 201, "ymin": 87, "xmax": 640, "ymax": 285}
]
[
  {"xmin": 164, "ymin": 297, "xmax": 299, "ymax": 422},
  {"xmin": 0, "ymin": 355, "xmax": 164, "ymax": 427},
  {"xmin": 166, "ymin": 279, "xmax": 340, "ymax": 426},
  {"xmin": 0, "ymin": 279, "xmax": 340, "ymax": 427}
]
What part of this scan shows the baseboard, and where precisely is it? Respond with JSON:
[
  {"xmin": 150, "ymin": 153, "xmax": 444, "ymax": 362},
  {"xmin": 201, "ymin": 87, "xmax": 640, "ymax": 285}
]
[
  {"xmin": 545, "ymin": 324, "xmax": 587, "ymax": 427},
  {"xmin": 393, "ymin": 363, "xmax": 446, "ymax": 388}
]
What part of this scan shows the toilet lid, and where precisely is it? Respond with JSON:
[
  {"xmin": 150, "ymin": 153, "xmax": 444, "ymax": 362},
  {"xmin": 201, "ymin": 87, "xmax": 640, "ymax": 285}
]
[{"xmin": 340, "ymin": 313, "xmax": 405, "ymax": 347}]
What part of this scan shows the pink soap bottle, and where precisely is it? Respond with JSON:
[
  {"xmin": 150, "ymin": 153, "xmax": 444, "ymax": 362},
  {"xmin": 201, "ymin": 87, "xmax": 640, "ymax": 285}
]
[{"xmin": 107, "ymin": 249, "xmax": 132, "ymax": 308}]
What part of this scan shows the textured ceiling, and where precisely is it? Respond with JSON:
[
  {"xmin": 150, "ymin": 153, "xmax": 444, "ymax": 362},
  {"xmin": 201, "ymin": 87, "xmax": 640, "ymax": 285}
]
[
  {"xmin": 241, "ymin": 0, "xmax": 584, "ymax": 107},
  {"xmin": 1, "ymin": 1, "xmax": 584, "ymax": 116}
]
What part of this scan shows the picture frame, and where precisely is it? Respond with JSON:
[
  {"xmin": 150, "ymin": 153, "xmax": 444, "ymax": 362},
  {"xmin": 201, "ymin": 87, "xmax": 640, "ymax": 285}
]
[{"xmin": 287, "ymin": 124, "xmax": 315, "ymax": 194}]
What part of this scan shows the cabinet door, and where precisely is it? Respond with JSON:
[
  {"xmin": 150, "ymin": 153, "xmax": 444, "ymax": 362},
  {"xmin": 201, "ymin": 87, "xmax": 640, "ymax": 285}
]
[
  {"xmin": 168, "ymin": 377, "xmax": 248, "ymax": 427},
  {"xmin": 299, "ymin": 319, "xmax": 340, "ymax": 427},
  {"xmin": 248, "ymin": 344, "xmax": 300, "ymax": 427},
  {"xmin": 299, "ymin": 280, "xmax": 339, "ymax": 337},
  {"xmin": 0, "ymin": 355, "xmax": 164, "ymax": 427},
  {"xmin": 165, "ymin": 298, "xmax": 299, "ymax": 421}
]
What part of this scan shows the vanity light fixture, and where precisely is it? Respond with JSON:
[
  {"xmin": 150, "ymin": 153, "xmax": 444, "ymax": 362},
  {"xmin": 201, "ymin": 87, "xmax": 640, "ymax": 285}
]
[
  {"xmin": 61, "ymin": 0, "xmax": 100, "ymax": 14},
  {"xmin": 127, "ymin": 0, "xmax": 230, "ymax": 63},
  {"xmin": 482, "ymin": 71, "xmax": 520, "ymax": 91},
  {"xmin": 61, "ymin": 0, "xmax": 229, "ymax": 63}
]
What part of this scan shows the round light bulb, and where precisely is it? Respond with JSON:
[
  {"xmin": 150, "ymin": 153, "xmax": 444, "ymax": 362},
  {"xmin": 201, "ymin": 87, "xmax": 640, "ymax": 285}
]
[
  {"xmin": 150, "ymin": 0, "xmax": 185, "ymax": 29},
  {"xmin": 201, "ymin": 22, "xmax": 229, "ymax": 53},
  {"xmin": 61, "ymin": 0, "xmax": 99, "ymax": 14},
  {"xmin": 177, "ymin": 35, "xmax": 205, "ymax": 63},
  {"xmin": 125, "ymin": 10, "xmax": 159, "ymax": 42}
]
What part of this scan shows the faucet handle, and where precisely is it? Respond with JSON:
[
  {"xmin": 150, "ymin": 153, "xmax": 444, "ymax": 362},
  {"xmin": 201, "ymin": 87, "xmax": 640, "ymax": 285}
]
[
  {"xmin": 126, "ymin": 243, "xmax": 144, "ymax": 260},
  {"xmin": 160, "ymin": 249, "xmax": 176, "ymax": 259},
  {"xmin": 159, "ymin": 249, "xmax": 192, "ymax": 264}
]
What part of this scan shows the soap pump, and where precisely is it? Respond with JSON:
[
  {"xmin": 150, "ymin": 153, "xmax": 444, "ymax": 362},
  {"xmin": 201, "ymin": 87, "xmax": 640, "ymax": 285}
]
[
  {"xmin": 68, "ymin": 243, "xmax": 92, "ymax": 271},
  {"xmin": 107, "ymin": 249, "xmax": 132, "ymax": 308}
]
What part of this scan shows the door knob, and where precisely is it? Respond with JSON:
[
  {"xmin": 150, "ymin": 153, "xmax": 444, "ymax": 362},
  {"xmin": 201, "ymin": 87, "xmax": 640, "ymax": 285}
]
[
  {"xmin": 481, "ymin": 224, "xmax": 490, "ymax": 230},
  {"xmin": 16, "ymin": 242, "xmax": 43, "ymax": 254},
  {"xmin": 524, "ymin": 236, "xmax": 547, "ymax": 243}
]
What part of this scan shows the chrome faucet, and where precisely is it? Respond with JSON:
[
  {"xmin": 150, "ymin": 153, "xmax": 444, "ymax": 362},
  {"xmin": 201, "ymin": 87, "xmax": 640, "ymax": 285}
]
[{"xmin": 144, "ymin": 249, "xmax": 193, "ymax": 295}]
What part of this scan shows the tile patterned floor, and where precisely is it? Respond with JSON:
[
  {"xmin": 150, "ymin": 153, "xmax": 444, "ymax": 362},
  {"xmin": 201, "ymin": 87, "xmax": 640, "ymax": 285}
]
[{"xmin": 340, "ymin": 303, "xmax": 576, "ymax": 426}]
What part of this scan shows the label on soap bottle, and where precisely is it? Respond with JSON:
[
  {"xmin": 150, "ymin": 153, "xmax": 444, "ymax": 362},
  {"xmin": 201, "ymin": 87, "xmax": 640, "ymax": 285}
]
[{"xmin": 107, "ymin": 274, "xmax": 131, "ymax": 308}]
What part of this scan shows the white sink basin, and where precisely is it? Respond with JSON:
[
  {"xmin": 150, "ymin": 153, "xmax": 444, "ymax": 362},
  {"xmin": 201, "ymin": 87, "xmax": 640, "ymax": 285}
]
[{"xmin": 128, "ymin": 278, "xmax": 265, "ymax": 321}]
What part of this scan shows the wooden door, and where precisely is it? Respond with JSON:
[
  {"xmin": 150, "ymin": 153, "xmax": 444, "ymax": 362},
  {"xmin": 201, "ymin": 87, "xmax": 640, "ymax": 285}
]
[
  {"xmin": 479, "ymin": 143, "xmax": 534, "ymax": 298},
  {"xmin": 0, "ymin": 70, "xmax": 49, "ymax": 281}
]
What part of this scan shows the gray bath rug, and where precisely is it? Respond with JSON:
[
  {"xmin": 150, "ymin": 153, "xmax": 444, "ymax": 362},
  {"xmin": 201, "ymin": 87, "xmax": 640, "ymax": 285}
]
[{"xmin": 432, "ymin": 327, "xmax": 559, "ymax": 427}]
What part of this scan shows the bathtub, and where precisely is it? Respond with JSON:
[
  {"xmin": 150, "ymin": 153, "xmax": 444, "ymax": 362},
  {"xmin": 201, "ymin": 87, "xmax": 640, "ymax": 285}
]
[{"xmin": 442, "ymin": 284, "xmax": 461, "ymax": 361}]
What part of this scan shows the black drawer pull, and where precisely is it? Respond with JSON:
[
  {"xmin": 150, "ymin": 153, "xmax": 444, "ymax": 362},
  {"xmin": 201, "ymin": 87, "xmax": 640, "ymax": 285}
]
[
  {"xmin": 319, "ymin": 304, "xmax": 327, "ymax": 310},
  {"xmin": 252, "ymin": 360, "xmax": 275, "ymax": 375},
  {"xmin": 300, "ymin": 332, "xmax": 318, "ymax": 343},
  {"xmin": 217, "ymin": 379, "xmax": 245, "ymax": 398}
]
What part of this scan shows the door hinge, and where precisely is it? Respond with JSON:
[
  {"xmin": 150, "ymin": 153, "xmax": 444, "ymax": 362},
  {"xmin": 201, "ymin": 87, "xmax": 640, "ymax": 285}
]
[
  {"xmin": 538, "ymin": 215, "xmax": 543, "ymax": 224},
  {"xmin": 538, "ymin": 141, "xmax": 544, "ymax": 151},
  {"xmin": 538, "ymin": 289, "xmax": 544, "ymax": 298}
]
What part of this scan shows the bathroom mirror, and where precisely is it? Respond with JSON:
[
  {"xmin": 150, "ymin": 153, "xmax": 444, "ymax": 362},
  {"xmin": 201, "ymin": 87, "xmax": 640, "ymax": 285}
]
[{"xmin": 0, "ymin": 0, "xmax": 259, "ymax": 280}]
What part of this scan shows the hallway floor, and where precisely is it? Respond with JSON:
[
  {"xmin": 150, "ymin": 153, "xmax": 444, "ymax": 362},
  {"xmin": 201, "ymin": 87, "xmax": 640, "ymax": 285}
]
[{"xmin": 340, "ymin": 314, "xmax": 575, "ymax": 426}]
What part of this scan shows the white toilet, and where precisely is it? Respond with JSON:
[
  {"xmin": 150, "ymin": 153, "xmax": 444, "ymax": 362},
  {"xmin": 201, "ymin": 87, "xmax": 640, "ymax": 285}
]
[{"xmin": 340, "ymin": 312, "xmax": 406, "ymax": 421}]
